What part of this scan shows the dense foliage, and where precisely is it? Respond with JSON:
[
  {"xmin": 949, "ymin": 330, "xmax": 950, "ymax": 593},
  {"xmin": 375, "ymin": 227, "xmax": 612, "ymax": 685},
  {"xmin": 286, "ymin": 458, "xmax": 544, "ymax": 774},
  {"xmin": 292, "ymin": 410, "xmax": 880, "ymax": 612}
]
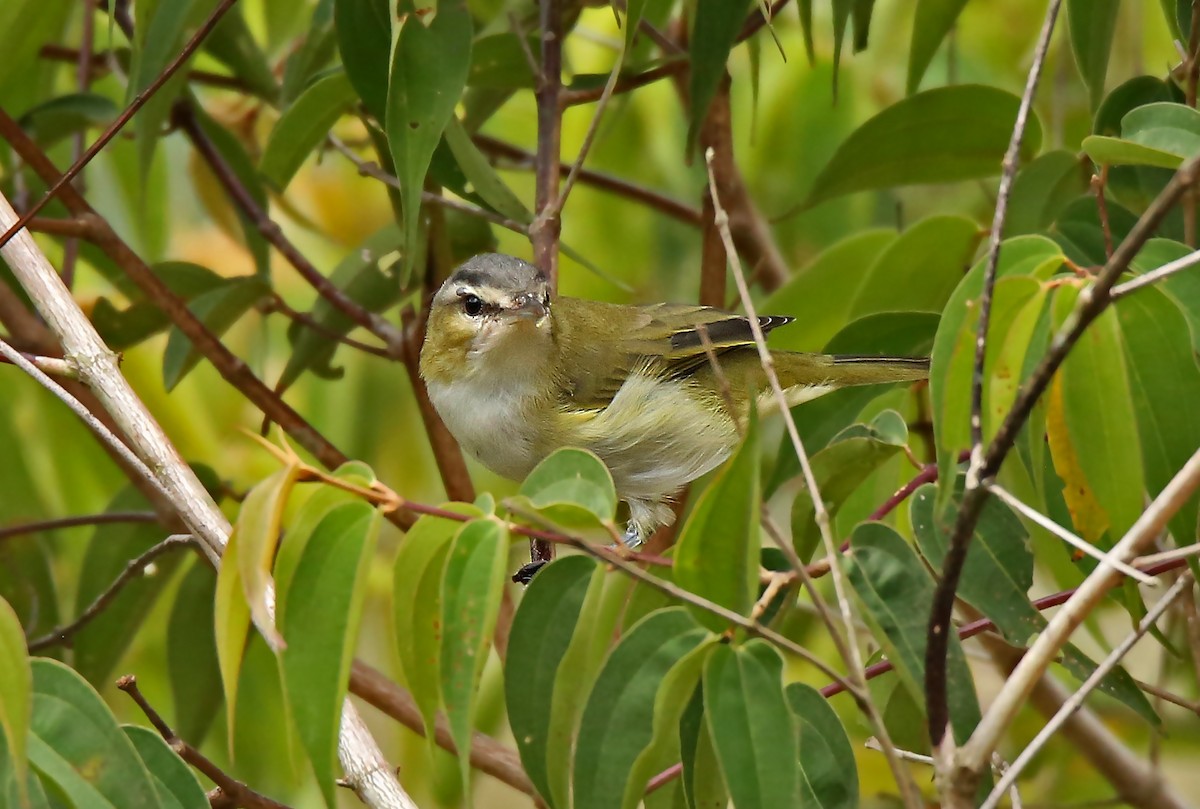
[{"xmin": 1, "ymin": 0, "xmax": 1199, "ymax": 807}]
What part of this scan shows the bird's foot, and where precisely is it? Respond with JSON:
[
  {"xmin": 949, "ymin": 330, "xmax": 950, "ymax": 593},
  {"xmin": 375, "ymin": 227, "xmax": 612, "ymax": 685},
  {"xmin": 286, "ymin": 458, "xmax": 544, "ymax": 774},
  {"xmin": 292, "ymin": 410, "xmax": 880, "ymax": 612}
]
[{"xmin": 616, "ymin": 522, "xmax": 645, "ymax": 550}]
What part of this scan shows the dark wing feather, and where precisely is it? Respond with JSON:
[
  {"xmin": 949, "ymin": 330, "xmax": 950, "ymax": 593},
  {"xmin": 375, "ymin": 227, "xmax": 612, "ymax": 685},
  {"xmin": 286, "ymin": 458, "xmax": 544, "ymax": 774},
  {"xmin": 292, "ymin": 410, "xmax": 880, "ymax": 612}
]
[{"xmin": 554, "ymin": 298, "xmax": 795, "ymax": 409}]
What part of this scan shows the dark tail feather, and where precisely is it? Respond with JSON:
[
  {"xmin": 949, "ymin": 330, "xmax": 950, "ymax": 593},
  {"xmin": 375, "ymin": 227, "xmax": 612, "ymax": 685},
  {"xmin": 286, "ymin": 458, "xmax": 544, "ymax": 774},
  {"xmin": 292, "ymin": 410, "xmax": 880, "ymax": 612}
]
[{"xmin": 827, "ymin": 354, "xmax": 930, "ymax": 385}]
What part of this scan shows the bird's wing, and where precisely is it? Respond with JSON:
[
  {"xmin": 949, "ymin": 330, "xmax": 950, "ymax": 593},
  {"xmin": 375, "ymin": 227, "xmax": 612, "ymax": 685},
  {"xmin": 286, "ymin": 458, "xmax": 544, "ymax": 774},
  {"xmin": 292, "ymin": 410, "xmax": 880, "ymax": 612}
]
[{"xmin": 554, "ymin": 298, "xmax": 793, "ymax": 409}]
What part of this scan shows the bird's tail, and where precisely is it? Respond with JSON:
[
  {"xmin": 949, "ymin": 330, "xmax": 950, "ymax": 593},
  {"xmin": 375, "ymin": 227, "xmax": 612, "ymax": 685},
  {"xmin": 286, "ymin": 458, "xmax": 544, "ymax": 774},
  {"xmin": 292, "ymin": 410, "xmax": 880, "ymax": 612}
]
[{"xmin": 772, "ymin": 352, "xmax": 930, "ymax": 391}]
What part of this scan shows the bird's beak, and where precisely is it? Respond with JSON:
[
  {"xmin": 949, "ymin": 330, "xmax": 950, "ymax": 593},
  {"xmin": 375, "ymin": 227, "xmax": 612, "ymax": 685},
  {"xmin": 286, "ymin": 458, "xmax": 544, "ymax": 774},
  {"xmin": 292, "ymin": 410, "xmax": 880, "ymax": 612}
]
[{"xmin": 507, "ymin": 293, "xmax": 548, "ymax": 321}]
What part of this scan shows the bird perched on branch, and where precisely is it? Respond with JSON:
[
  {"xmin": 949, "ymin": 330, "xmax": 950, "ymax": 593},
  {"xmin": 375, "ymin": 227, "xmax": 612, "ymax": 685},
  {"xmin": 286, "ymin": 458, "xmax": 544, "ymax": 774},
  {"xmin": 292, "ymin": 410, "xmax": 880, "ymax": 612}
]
[{"xmin": 420, "ymin": 253, "xmax": 929, "ymax": 549}]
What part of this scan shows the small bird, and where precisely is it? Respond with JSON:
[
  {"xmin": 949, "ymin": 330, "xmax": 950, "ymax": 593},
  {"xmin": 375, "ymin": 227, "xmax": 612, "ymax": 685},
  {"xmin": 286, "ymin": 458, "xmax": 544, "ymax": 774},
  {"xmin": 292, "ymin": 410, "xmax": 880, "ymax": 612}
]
[{"xmin": 420, "ymin": 253, "xmax": 928, "ymax": 548}]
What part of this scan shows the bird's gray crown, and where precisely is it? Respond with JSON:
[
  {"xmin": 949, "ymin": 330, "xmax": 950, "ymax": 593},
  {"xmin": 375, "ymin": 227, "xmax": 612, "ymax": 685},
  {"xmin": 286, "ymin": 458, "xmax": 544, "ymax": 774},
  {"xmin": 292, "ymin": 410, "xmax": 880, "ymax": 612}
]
[{"xmin": 449, "ymin": 253, "xmax": 546, "ymax": 292}]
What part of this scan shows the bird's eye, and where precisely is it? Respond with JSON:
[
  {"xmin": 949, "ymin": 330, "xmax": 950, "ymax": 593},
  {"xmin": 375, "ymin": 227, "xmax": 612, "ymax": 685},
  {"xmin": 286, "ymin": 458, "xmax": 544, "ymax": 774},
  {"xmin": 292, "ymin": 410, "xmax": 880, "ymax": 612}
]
[{"xmin": 462, "ymin": 294, "xmax": 484, "ymax": 316}]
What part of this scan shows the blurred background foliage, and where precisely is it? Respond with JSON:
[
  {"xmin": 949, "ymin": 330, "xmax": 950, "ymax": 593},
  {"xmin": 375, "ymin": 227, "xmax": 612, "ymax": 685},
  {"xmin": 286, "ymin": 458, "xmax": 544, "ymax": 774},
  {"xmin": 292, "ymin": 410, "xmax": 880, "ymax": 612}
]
[{"xmin": 3, "ymin": 0, "xmax": 1200, "ymax": 807}]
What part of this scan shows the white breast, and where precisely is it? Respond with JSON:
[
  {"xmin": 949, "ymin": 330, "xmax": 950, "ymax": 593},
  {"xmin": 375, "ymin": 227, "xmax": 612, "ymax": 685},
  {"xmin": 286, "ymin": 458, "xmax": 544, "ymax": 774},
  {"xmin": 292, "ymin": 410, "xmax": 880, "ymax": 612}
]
[{"xmin": 426, "ymin": 375, "xmax": 542, "ymax": 479}]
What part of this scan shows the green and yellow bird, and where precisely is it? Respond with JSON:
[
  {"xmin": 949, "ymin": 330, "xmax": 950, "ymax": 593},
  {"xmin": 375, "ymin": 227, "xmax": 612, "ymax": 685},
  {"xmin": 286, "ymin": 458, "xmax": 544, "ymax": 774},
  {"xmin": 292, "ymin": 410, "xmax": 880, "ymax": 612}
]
[{"xmin": 420, "ymin": 253, "xmax": 928, "ymax": 546}]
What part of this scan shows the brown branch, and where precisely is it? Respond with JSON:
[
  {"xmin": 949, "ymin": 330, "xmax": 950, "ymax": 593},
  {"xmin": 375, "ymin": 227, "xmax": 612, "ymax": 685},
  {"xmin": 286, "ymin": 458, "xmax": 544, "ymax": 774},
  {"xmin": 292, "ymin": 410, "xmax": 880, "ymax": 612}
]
[
  {"xmin": 62, "ymin": 0, "xmax": 97, "ymax": 291},
  {"xmin": 0, "ymin": 511, "xmax": 158, "ymax": 543},
  {"xmin": 349, "ymin": 661, "xmax": 533, "ymax": 795},
  {"xmin": 27, "ymin": 535, "xmax": 193, "ymax": 651},
  {"xmin": 38, "ymin": 44, "xmax": 250, "ymax": 92},
  {"xmin": 473, "ymin": 134, "xmax": 701, "ymax": 225},
  {"xmin": 1092, "ymin": 166, "xmax": 1115, "ymax": 260},
  {"xmin": 259, "ymin": 294, "xmax": 392, "ymax": 359},
  {"xmin": 172, "ymin": 106, "xmax": 405, "ymax": 354},
  {"xmin": 0, "ymin": 109, "xmax": 414, "ymax": 527},
  {"xmin": 0, "ymin": 0, "xmax": 241, "ymax": 251},
  {"xmin": 117, "ymin": 675, "xmax": 294, "ymax": 809},
  {"xmin": 820, "ymin": 554, "xmax": 1191, "ymax": 700},
  {"xmin": 526, "ymin": 0, "xmax": 565, "ymax": 567},
  {"xmin": 698, "ymin": 80, "xmax": 733, "ymax": 307},
  {"xmin": 924, "ymin": 0, "xmax": 1059, "ymax": 756}
]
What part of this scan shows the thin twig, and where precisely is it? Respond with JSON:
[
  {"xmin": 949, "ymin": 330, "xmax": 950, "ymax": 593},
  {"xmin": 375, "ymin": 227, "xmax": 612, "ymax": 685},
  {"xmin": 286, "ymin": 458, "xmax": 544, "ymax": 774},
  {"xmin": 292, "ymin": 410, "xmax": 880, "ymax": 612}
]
[
  {"xmin": 27, "ymin": 535, "xmax": 193, "ymax": 651},
  {"xmin": 38, "ymin": 44, "xmax": 249, "ymax": 91},
  {"xmin": 0, "ymin": 110, "xmax": 375, "ymax": 507},
  {"xmin": 117, "ymin": 675, "xmax": 295, "ymax": 809},
  {"xmin": 349, "ymin": 661, "xmax": 534, "ymax": 795},
  {"xmin": 704, "ymin": 148, "xmax": 921, "ymax": 808},
  {"xmin": 328, "ymin": 135, "xmax": 530, "ymax": 235},
  {"xmin": 980, "ymin": 573, "xmax": 1195, "ymax": 808},
  {"xmin": 0, "ymin": 511, "xmax": 158, "ymax": 542},
  {"xmin": 1110, "ymin": 247, "xmax": 1200, "ymax": 299},
  {"xmin": 474, "ymin": 134, "xmax": 702, "ymax": 225},
  {"xmin": 259, "ymin": 294, "xmax": 392, "ymax": 359},
  {"xmin": 173, "ymin": 106, "xmax": 405, "ymax": 353},
  {"xmin": 0, "ymin": 0, "xmax": 241, "ymax": 250},
  {"xmin": 0, "ymin": 333, "xmax": 168, "ymax": 502},
  {"xmin": 0, "ymin": 350, "xmax": 78, "ymax": 379},
  {"xmin": 1092, "ymin": 166, "xmax": 1115, "ymax": 260},
  {"xmin": 527, "ymin": 0, "xmax": 564, "ymax": 567},
  {"xmin": 958, "ymin": 448, "xmax": 1200, "ymax": 789},
  {"xmin": 988, "ymin": 483, "xmax": 1157, "ymax": 584}
]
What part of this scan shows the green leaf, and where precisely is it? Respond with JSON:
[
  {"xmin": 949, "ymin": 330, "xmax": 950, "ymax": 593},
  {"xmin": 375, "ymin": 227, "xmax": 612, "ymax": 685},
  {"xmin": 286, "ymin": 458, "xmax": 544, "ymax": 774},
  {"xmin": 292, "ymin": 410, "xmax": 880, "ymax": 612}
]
[
  {"xmin": 687, "ymin": 0, "xmax": 753, "ymax": 153},
  {"xmin": 0, "ymin": 0, "xmax": 71, "ymax": 94},
  {"xmin": 1134, "ymin": 239, "xmax": 1200, "ymax": 353},
  {"xmin": 674, "ymin": 410, "xmax": 760, "ymax": 632},
  {"xmin": 848, "ymin": 215, "xmax": 983, "ymax": 317},
  {"xmin": 204, "ymin": 8, "xmax": 279, "ymax": 101},
  {"xmin": 1066, "ymin": 0, "xmax": 1119, "ymax": 109},
  {"xmin": 791, "ymin": 410, "xmax": 907, "ymax": 561},
  {"xmin": 0, "ymin": 597, "xmax": 29, "ymax": 803},
  {"xmin": 519, "ymin": 448, "xmax": 618, "ymax": 523},
  {"xmin": 167, "ymin": 561, "xmax": 223, "ymax": 745},
  {"xmin": 506, "ymin": 556, "xmax": 600, "ymax": 807},
  {"xmin": 930, "ymin": 236, "xmax": 1065, "ymax": 499},
  {"xmin": 123, "ymin": 726, "xmax": 208, "ymax": 809},
  {"xmin": 190, "ymin": 107, "xmax": 272, "ymax": 275},
  {"xmin": 805, "ymin": 85, "xmax": 1042, "ymax": 208},
  {"xmin": 704, "ymin": 642, "xmax": 798, "ymax": 809},
  {"xmin": 93, "ymin": 261, "xmax": 227, "ymax": 350},
  {"xmin": 215, "ymin": 467, "xmax": 299, "ymax": 747},
  {"xmin": 679, "ymin": 685, "xmax": 727, "ymax": 809},
  {"xmin": 129, "ymin": 0, "xmax": 220, "ymax": 175},
  {"xmin": 279, "ymin": 502, "xmax": 380, "ymax": 808},
  {"xmin": 386, "ymin": 0, "xmax": 473, "ymax": 278},
  {"xmin": 573, "ymin": 608, "xmax": 709, "ymax": 809},
  {"xmin": 334, "ymin": 0, "xmax": 391, "ymax": 120},
  {"xmin": 769, "ymin": 312, "xmax": 937, "ymax": 496},
  {"xmin": 28, "ymin": 659, "xmax": 160, "ymax": 807},
  {"xmin": 443, "ymin": 117, "xmax": 533, "ymax": 224},
  {"xmin": 1117, "ymin": 288, "xmax": 1200, "ymax": 548},
  {"xmin": 1094, "ymin": 76, "xmax": 1176, "ymax": 136},
  {"xmin": 440, "ymin": 518, "xmax": 509, "ymax": 790},
  {"xmin": 281, "ymin": 0, "xmax": 337, "ymax": 103},
  {"xmin": 393, "ymin": 504, "xmax": 481, "ymax": 740},
  {"xmin": 763, "ymin": 229, "xmax": 898, "ymax": 352},
  {"xmin": 235, "ymin": 466, "xmax": 300, "ymax": 650},
  {"xmin": 911, "ymin": 483, "xmax": 1159, "ymax": 725},
  {"xmin": 1005, "ymin": 150, "xmax": 1090, "ymax": 236},
  {"xmin": 163, "ymin": 276, "xmax": 271, "ymax": 391},
  {"xmin": 787, "ymin": 683, "xmax": 857, "ymax": 809},
  {"xmin": 278, "ymin": 225, "xmax": 405, "ymax": 389},
  {"xmin": 846, "ymin": 522, "xmax": 982, "ymax": 746},
  {"xmin": 1055, "ymin": 292, "xmax": 1145, "ymax": 540},
  {"xmin": 261, "ymin": 71, "xmax": 357, "ymax": 190},
  {"xmin": 1084, "ymin": 102, "xmax": 1200, "ymax": 169},
  {"xmin": 274, "ymin": 462, "xmax": 377, "ymax": 615},
  {"xmin": 16, "ymin": 93, "xmax": 119, "ymax": 147},
  {"xmin": 468, "ymin": 34, "xmax": 537, "ymax": 89},
  {"xmin": 73, "ymin": 487, "xmax": 183, "ymax": 687},
  {"xmin": 1082, "ymin": 135, "xmax": 1186, "ymax": 170},
  {"xmin": 906, "ymin": 0, "xmax": 969, "ymax": 94}
]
